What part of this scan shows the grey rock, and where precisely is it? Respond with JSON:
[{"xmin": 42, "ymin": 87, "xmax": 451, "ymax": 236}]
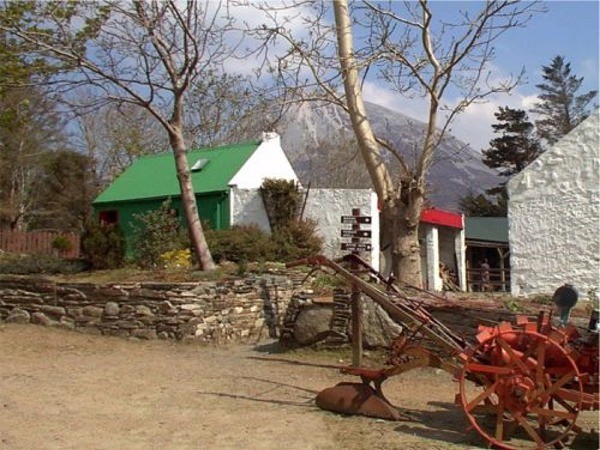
[
  {"xmin": 358, "ymin": 297, "xmax": 403, "ymax": 348},
  {"xmin": 6, "ymin": 308, "xmax": 30, "ymax": 323},
  {"xmin": 293, "ymin": 305, "xmax": 333, "ymax": 345},
  {"xmin": 158, "ymin": 301, "xmax": 174, "ymax": 314},
  {"xmin": 135, "ymin": 305, "xmax": 154, "ymax": 316},
  {"xmin": 58, "ymin": 317, "xmax": 76, "ymax": 330},
  {"xmin": 104, "ymin": 302, "xmax": 120, "ymax": 316},
  {"xmin": 133, "ymin": 329, "xmax": 157, "ymax": 340},
  {"xmin": 39, "ymin": 305, "xmax": 67, "ymax": 316},
  {"xmin": 31, "ymin": 312, "xmax": 54, "ymax": 327},
  {"xmin": 83, "ymin": 306, "xmax": 103, "ymax": 317}
]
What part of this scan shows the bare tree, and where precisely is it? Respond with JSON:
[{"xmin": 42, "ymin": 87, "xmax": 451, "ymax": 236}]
[
  {"xmin": 249, "ymin": 0, "xmax": 540, "ymax": 285},
  {"xmin": 74, "ymin": 102, "xmax": 168, "ymax": 189},
  {"xmin": 0, "ymin": 85, "xmax": 68, "ymax": 230},
  {"xmin": 0, "ymin": 0, "xmax": 246, "ymax": 270}
]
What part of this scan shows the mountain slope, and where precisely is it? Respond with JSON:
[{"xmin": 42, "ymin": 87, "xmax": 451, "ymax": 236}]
[{"xmin": 276, "ymin": 101, "xmax": 500, "ymax": 210}]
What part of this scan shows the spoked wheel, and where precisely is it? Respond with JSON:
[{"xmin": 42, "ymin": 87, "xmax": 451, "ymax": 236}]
[{"xmin": 458, "ymin": 327, "xmax": 583, "ymax": 449}]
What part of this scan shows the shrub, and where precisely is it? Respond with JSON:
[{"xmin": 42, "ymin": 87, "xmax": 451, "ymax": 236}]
[
  {"xmin": 0, "ymin": 253, "xmax": 89, "ymax": 275},
  {"xmin": 261, "ymin": 178, "xmax": 302, "ymax": 231},
  {"xmin": 272, "ymin": 219, "xmax": 323, "ymax": 262},
  {"xmin": 206, "ymin": 224, "xmax": 275, "ymax": 264},
  {"xmin": 81, "ymin": 222, "xmax": 126, "ymax": 270},
  {"xmin": 51, "ymin": 235, "xmax": 74, "ymax": 254},
  {"xmin": 159, "ymin": 249, "xmax": 192, "ymax": 269},
  {"xmin": 205, "ymin": 220, "xmax": 322, "ymax": 266},
  {"xmin": 131, "ymin": 199, "xmax": 189, "ymax": 268}
]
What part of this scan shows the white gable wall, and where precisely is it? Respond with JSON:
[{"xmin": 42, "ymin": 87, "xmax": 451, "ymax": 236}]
[
  {"xmin": 230, "ymin": 187, "xmax": 380, "ymax": 271},
  {"xmin": 507, "ymin": 111, "xmax": 600, "ymax": 296},
  {"xmin": 228, "ymin": 133, "xmax": 298, "ymax": 189},
  {"xmin": 302, "ymin": 188, "xmax": 380, "ymax": 271}
]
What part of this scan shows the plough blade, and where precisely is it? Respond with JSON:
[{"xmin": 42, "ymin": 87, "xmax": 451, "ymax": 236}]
[{"xmin": 315, "ymin": 382, "xmax": 411, "ymax": 421}]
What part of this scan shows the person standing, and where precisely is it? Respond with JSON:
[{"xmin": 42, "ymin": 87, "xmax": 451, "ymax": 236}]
[{"xmin": 480, "ymin": 259, "xmax": 490, "ymax": 292}]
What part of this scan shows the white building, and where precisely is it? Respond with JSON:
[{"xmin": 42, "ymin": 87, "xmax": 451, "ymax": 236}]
[{"xmin": 507, "ymin": 111, "xmax": 600, "ymax": 297}]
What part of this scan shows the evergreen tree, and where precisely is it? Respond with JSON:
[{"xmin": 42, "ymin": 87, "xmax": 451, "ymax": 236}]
[
  {"xmin": 460, "ymin": 107, "xmax": 541, "ymax": 217},
  {"xmin": 482, "ymin": 107, "xmax": 543, "ymax": 177},
  {"xmin": 532, "ymin": 55, "xmax": 597, "ymax": 145},
  {"xmin": 459, "ymin": 191, "xmax": 507, "ymax": 217}
]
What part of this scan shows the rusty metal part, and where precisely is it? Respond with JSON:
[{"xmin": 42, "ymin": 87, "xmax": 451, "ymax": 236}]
[
  {"xmin": 458, "ymin": 320, "xmax": 585, "ymax": 449},
  {"xmin": 286, "ymin": 255, "xmax": 599, "ymax": 449},
  {"xmin": 315, "ymin": 382, "xmax": 413, "ymax": 421}
]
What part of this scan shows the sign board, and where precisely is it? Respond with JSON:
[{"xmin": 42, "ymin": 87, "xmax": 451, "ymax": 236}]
[
  {"xmin": 341, "ymin": 215, "xmax": 372, "ymax": 225},
  {"xmin": 341, "ymin": 229, "xmax": 372, "ymax": 238},
  {"xmin": 341, "ymin": 242, "xmax": 372, "ymax": 252}
]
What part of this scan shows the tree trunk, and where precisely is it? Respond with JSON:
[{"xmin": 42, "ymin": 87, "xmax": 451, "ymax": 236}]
[
  {"xmin": 168, "ymin": 129, "xmax": 215, "ymax": 271},
  {"xmin": 381, "ymin": 182, "xmax": 424, "ymax": 287},
  {"xmin": 333, "ymin": 0, "xmax": 424, "ymax": 286}
]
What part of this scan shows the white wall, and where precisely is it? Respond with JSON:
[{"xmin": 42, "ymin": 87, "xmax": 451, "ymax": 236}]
[
  {"xmin": 230, "ymin": 188, "xmax": 271, "ymax": 233},
  {"xmin": 302, "ymin": 188, "xmax": 380, "ymax": 271},
  {"xmin": 228, "ymin": 133, "xmax": 298, "ymax": 189},
  {"xmin": 507, "ymin": 111, "xmax": 600, "ymax": 296},
  {"xmin": 418, "ymin": 223, "xmax": 465, "ymax": 291},
  {"xmin": 230, "ymin": 187, "xmax": 380, "ymax": 271}
]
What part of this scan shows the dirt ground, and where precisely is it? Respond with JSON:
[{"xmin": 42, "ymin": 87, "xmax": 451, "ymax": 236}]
[{"xmin": 0, "ymin": 324, "xmax": 598, "ymax": 450}]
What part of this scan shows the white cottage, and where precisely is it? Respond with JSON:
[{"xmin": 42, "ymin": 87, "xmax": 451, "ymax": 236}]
[{"xmin": 507, "ymin": 110, "xmax": 600, "ymax": 297}]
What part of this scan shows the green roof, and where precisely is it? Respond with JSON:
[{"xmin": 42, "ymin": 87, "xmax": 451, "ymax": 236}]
[
  {"xmin": 465, "ymin": 217, "xmax": 508, "ymax": 243},
  {"xmin": 93, "ymin": 141, "xmax": 259, "ymax": 205}
]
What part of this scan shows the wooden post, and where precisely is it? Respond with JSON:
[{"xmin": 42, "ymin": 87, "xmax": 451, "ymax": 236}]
[
  {"xmin": 351, "ymin": 208, "xmax": 363, "ymax": 368},
  {"xmin": 497, "ymin": 248, "xmax": 508, "ymax": 292}
]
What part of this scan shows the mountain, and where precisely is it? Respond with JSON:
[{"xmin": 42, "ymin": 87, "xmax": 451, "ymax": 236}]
[{"xmin": 275, "ymin": 101, "xmax": 501, "ymax": 211}]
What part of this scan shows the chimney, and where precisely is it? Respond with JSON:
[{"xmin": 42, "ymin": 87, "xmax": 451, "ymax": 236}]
[{"xmin": 261, "ymin": 131, "xmax": 279, "ymax": 142}]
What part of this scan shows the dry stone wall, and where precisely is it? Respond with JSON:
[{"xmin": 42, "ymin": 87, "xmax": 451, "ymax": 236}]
[{"xmin": 0, "ymin": 274, "xmax": 306, "ymax": 343}]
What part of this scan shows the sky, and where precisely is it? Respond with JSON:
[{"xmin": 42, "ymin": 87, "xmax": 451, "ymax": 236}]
[{"xmin": 361, "ymin": 1, "xmax": 600, "ymax": 151}]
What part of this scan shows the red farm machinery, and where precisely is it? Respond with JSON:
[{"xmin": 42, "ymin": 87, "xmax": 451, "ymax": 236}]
[{"xmin": 286, "ymin": 254, "xmax": 599, "ymax": 450}]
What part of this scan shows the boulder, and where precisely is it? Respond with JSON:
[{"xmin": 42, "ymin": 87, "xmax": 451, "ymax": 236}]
[
  {"xmin": 104, "ymin": 302, "xmax": 120, "ymax": 316},
  {"xmin": 31, "ymin": 312, "xmax": 54, "ymax": 327},
  {"xmin": 6, "ymin": 308, "xmax": 30, "ymax": 323},
  {"xmin": 293, "ymin": 305, "xmax": 333, "ymax": 345},
  {"xmin": 359, "ymin": 297, "xmax": 403, "ymax": 348}
]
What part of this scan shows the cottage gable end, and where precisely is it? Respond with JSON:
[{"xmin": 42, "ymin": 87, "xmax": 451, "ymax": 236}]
[{"xmin": 229, "ymin": 133, "xmax": 299, "ymax": 189}]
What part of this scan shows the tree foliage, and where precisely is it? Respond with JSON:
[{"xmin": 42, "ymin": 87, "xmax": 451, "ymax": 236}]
[
  {"xmin": 532, "ymin": 55, "xmax": 598, "ymax": 145},
  {"xmin": 81, "ymin": 222, "xmax": 126, "ymax": 270},
  {"xmin": 459, "ymin": 191, "xmax": 508, "ymax": 217},
  {"xmin": 131, "ymin": 199, "xmax": 189, "ymax": 269},
  {"xmin": 0, "ymin": 0, "xmax": 243, "ymax": 270},
  {"xmin": 0, "ymin": 84, "xmax": 72, "ymax": 230},
  {"xmin": 482, "ymin": 107, "xmax": 542, "ymax": 177},
  {"xmin": 461, "ymin": 107, "xmax": 540, "ymax": 217},
  {"xmin": 30, "ymin": 149, "xmax": 96, "ymax": 231}
]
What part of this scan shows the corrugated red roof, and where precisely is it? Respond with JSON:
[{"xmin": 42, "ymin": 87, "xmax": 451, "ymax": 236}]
[{"xmin": 420, "ymin": 208, "xmax": 463, "ymax": 229}]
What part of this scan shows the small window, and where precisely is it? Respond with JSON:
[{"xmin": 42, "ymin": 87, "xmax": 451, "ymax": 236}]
[
  {"xmin": 99, "ymin": 210, "xmax": 118, "ymax": 225},
  {"xmin": 191, "ymin": 158, "xmax": 209, "ymax": 171}
]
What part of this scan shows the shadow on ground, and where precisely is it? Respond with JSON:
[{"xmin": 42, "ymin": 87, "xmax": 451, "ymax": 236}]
[{"xmin": 394, "ymin": 401, "xmax": 600, "ymax": 450}]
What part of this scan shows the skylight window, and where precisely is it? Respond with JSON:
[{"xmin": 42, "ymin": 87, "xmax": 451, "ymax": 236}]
[{"xmin": 191, "ymin": 158, "xmax": 209, "ymax": 171}]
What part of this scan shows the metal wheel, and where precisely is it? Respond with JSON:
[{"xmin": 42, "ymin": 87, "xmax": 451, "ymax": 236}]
[{"xmin": 458, "ymin": 326, "xmax": 583, "ymax": 449}]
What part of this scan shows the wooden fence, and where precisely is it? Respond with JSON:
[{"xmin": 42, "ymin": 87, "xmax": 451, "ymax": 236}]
[
  {"xmin": 467, "ymin": 267, "xmax": 511, "ymax": 292},
  {"xmin": 0, "ymin": 231, "xmax": 80, "ymax": 259}
]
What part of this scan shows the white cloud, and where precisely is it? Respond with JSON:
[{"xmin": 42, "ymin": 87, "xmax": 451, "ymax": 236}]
[
  {"xmin": 446, "ymin": 88, "xmax": 544, "ymax": 151},
  {"xmin": 362, "ymin": 79, "xmax": 538, "ymax": 151},
  {"xmin": 362, "ymin": 81, "xmax": 430, "ymax": 122}
]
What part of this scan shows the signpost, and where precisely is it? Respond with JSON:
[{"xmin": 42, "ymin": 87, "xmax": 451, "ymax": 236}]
[
  {"xmin": 341, "ymin": 215, "xmax": 372, "ymax": 225},
  {"xmin": 340, "ymin": 208, "xmax": 372, "ymax": 368},
  {"xmin": 341, "ymin": 242, "xmax": 372, "ymax": 252},
  {"xmin": 341, "ymin": 229, "xmax": 372, "ymax": 238}
]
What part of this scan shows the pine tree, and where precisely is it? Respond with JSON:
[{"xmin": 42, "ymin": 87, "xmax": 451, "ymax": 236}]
[
  {"xmin": 482, "ymin": 107, "xmax": 543, "ymax": 177},
  {"xmin": 532, "ymin": 56, "xmax": 597, "ymax": 145},
  {"xmin": 461, "ymin": 107, "xmax": 541, "ymax": 217}
]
